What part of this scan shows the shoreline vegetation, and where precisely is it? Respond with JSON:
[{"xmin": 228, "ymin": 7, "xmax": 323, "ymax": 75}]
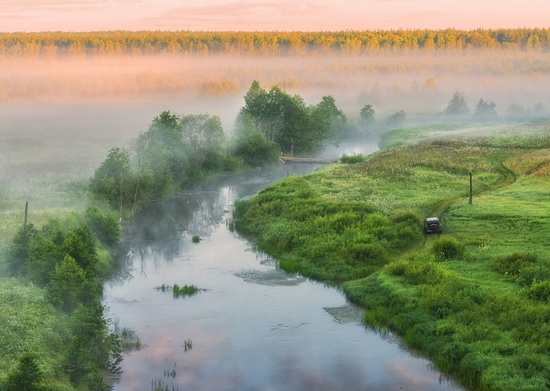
[
  {"xmin": 233, "ymin": 120, "xmax": 550, "ymax": 390},
  {"xmin": 1, "ymin": 69, "xmax": 549, "ymax": 390}
]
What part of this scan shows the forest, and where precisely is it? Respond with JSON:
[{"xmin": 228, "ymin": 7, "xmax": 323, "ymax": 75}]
[{"xmin": 0, "ymin": 29, "xmax": 549, "ymax": 58}]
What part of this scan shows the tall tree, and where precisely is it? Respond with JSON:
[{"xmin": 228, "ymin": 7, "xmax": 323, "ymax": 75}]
[
  {"xmin": 5, "ymin": 352, "xmax": 44, "ymax": 391},
  {"xmin": 443, "ymin": 91, "xmax": 470, "ymax": 115},
  {"xmin": 231, "ymin": 114, "xmax": 279, "ymax": 167},
  {"xmin": 48, "ymin": 254, "xmax": 88, "ymax": 312},
  {"xmin": 359, "ymin": 104, "xmax": 376, "ymax": 134},
  {"xmin": 180, "ymin": 114, "xmax": 226, "ymax": 172},
  {"xmin": 90, "ymin": 147, "xmax": 134, "ymax": 216},
  {"xmin": 475, "ymin": 98, "xmax": 497, "ymax": 116},
  {"xmin": 239, "ymin": 81, "xmax": 322, "ymax": 153},
  {"xmin": 310, "ymin": 95, "xmax": 348, "ymax": 140},
  {"xmin": 7, "ymin": 223, "xmax": 37, "ymax": 276}
]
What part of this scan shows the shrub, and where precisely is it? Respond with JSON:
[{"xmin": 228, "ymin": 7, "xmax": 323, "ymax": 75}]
[
  {"xmin": 517, "ymin": 265, "xmax": 550, "ymax": 286},
  {"xmin": 191, "ymin": 235, "xmax": 201, "ymax": 243},
  {"xmin": 340, "ymin": 154, "xmax": 365, "ymax": 164},
  {"xmin": 385, "ymin": 258, "xmax": 449, "ymax": 285},
  {"xmin": 85, "ymin": 206, "xmax": 120, "ymax": 247},
  {"xmin": 432, "ymin": 237, "xmax": 465, "ymax": 260},
  {"xmin": 526, "ymin": 281, "xmax": 550, "ymax": 302},
  {"xmin": 492, "ymin": 253, "xmax": 538, "ymax": 278}
]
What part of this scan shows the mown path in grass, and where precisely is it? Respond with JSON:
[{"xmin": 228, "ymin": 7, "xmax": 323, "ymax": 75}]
[{"xmin": 428, "ymin": 159, "xmax": 518, "ymax": 229}]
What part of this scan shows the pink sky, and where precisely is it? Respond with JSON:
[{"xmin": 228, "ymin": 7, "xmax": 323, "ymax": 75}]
[{"xmin": 0, "ymin": 0, "xmax": 549, "ymax": 32}]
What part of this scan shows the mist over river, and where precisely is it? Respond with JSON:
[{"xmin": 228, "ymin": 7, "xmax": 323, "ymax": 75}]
[{"xmin": 104, "ymin": 141, "xmax": 464, "ymax": 391}]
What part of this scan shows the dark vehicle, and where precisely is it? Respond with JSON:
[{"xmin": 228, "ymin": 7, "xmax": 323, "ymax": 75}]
[{"xmin": 424, "ymin": 217, "xmax": 442, "ymax": 234}]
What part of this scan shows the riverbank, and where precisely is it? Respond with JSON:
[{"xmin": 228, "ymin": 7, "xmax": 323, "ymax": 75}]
[{"xmin": 233, "ymin": 120, "xmax": 550, "ymax": 391}]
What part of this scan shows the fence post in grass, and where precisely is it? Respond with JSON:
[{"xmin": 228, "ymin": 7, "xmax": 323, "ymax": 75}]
[
  {"xmin": 469, "ymin": 173, "xmax": 473, "ymax": 204},
  {"xmin": 24, "ymin": 201, "xmax": 28, "ymax": 225}
]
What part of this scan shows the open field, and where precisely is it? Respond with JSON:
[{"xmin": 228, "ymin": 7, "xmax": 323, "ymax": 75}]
[{"xmin": 234, "ymin": 120, "xmax": 550, "ymax": 390}]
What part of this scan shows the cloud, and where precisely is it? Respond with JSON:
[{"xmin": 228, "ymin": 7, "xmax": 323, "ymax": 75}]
[
  {"xmin": 0, "ymin": 0, "xmax": 136, "ymax": 13},
  {"xmin": 140, "ymin": 1, "xmax": 335, "ymax": 31}
]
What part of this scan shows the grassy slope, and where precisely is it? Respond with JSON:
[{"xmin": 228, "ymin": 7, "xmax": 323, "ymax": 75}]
[
  {"xmin": 234, "ymin": 120, "xmax": 550, "ymax": 391},
  {"xmin": 0, "ymin": 278, "xmax": 74, "ymax": 389}
]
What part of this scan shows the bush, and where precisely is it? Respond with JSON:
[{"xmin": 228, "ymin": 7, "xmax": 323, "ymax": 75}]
[
  {"xmin": 492, "ymin": 253, "xmax": 538, "ymax": 278},
  {"xmin": 432, "ymin": 237, "xmax": 465, "ymax": 260},
  {"xmin": 85, "ymin": 206, "xmax": 120, "ymax": 247},
  {"xmin": 526, "ymin": 281, "xmax": 550, "ymax": 302},
  {"xmin": 517, "ymin": 265, "xmax": 550, "ymax": 286},
  {"xmin": 340, "ymin": 154, "xmax": 365, "ymax": 164}
]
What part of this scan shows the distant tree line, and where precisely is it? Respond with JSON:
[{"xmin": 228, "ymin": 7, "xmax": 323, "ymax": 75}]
[{"xmin": 1, "ymin": 29, "xmax": 549, "ymax": 57}]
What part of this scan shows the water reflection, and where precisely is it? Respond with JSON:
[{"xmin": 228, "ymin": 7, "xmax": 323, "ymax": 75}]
[{"xmin": 105, "ymin": 142, "xmax": 464, "ymax": 391}]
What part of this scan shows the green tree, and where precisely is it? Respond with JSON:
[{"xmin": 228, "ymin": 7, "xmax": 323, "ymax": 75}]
[
  {"xmin": 385, "ymin": 110, "xmax": 407, "ymax": 128},
  {"xmin": 90, "ymin": 147, "xmax": 134, "ymax": 216},
  {"xmin": 65, "ymin": 303, "xmax": 119, "ymax": 389},
  {"xmin": 5, "ymin": 352, "xmax": 44, "ymax": 391},
  {"xmin": 85, "ymin": 206, "xmax": 120, "ymax": 247},
  {"xmin": 475, "ymin": 98, "xmax": 497, "ymax": 116},
  {"xmin": 134, "ymin": 110, "xmax": 190, "ymax": 195},
  {"xmin": 180, "ymin": 113, "xmax": 226, "ymax": 173},
  {"xmin": 359, "ymin": 104, "xmax": 376, "ymax": 133},
  {"xmin": 48, "ymin": 254, "xmax": 88, "ymax": 312},
  {"xmin": 310, "ymin": 95, "xmax": 348, "ymax": 140},
  {"xmin": 239, "ymin": 81, "xmax": 322, "ymax": 153},
  {"xmin": 231, "ymin": 114, "xmax": 280, "ymax": 166},
  {"xmin": 7, "ymin": 223, "xmax": 37, "ymax": 276},
  {"xmin": 62, "ymin": 226, "xmax": 99, "ymax": 277},
  {"xmin": 27, "ymin": 231, "xmax": 64, "ymax": 286},
  {"xmin": 443, "ymin": 91, "xmax": 470, "ymax": 115}
]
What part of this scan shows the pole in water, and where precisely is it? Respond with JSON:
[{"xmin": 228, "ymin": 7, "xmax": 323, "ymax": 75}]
[
  {"xmin": 469, "ymin": 173, "xmax": 473, "ymax": 204},
  {"xmin": 24, "ymin": 201, "xmax": 28, "ymax": 225}
]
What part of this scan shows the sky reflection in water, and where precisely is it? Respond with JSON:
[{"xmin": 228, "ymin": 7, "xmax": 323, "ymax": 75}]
[{"xmin": 105, "ymin": 155, "xmax": 463, "ymax": 391}]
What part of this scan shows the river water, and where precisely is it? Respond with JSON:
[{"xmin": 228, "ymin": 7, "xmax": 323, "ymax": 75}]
[{"xmin": 104, "ymin": 141, "xmax": 464, "ymax": 391}]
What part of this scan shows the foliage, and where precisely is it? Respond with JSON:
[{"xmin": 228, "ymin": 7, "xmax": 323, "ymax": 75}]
[
  {"xmin": 2, "ymin": 213, "xmax": 121, "ymax": 389},
  {"xmin": 2, "ymin": 29, "xmax": 550, "ymax": 58},
  {"xmin": 359, "ymin": 104, "xmax": 376, "ymax": 133},
  {"xmin": 432, "ymin": 237, "xmax": 466, "ymax": 260},
  {"xmin": 475, "ymin": 98, "xmax": 497, "ymax": 116},
  {"xmin": 340, "ymin": 154, "xmax": 365, "ymax": 164},
  {"xmin": 172, "ymin": 284, "xmax": 200, "ymax": 298},
  {"xmin": 180, "ymin": 113, "xmax": 227, "ymax": 175},
  {"xmin": 492, "ymin": 253, "xmax": 538, "ymax": 278},
  {"xmin": 85, "ymin": 206, "xmax": 121, "ymax": 247},
  {"xmin": 309, "ymin": 95, "xmax": 348, "ymax": 140},
  {"xmin": 384, "ymin": 110, "xmax": 407, "ymax": 128},
  {"xmin": 443, "ymin": 91, "xmax": 470, "ymax": 115},
  {"xmin": 90, "ymin": 147, "xmax": 135, "ymax": 214},
  {"xmin": 48, "ymin": 255, "xmax": 88, "ymax": 313},
  {"xmin": 6, "ymin": 223, "xmax": 37, "ymax": 277},
  {"xmin": 230, "ymin": 114, "xmax": 280, "ymax": 167},
  {"xmin": 5, "ymin": 352, "xmax": 45, "ymax": 391},
  {"xmin": 0, "ymin": 278, "xmax": 71, "ymax": 389},
  {"xmin": 239, "ymin": 81, "xmax": 348, "ymax": 153},
  {"xmin": 64, "ymin": 303, "xmax": 121, "ymax": 389}
]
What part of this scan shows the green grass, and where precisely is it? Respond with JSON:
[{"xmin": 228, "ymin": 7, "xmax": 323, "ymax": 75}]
[{"xmin": 234, "ymin": 120, "xmax": 550, "ymax": 391}]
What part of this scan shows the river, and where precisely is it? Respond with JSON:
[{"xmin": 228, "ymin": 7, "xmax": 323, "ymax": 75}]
[{"xmin": 104, "ymin": 141, "xmax": 464, "ymax": 391}]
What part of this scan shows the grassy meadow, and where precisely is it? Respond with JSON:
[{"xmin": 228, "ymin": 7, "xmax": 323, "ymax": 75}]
[{"xmin": 234, "ymin": 120, "xmax": 550, "ymax": 391}]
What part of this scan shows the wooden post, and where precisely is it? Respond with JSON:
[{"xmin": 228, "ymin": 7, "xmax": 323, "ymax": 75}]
[
  {"xmin": 469, "ymin": 173, "xmax": 473, "ymax": 204},
  {"xmin": 24, "ymin": 201, "xmax": 28, "ymax": 225}
]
